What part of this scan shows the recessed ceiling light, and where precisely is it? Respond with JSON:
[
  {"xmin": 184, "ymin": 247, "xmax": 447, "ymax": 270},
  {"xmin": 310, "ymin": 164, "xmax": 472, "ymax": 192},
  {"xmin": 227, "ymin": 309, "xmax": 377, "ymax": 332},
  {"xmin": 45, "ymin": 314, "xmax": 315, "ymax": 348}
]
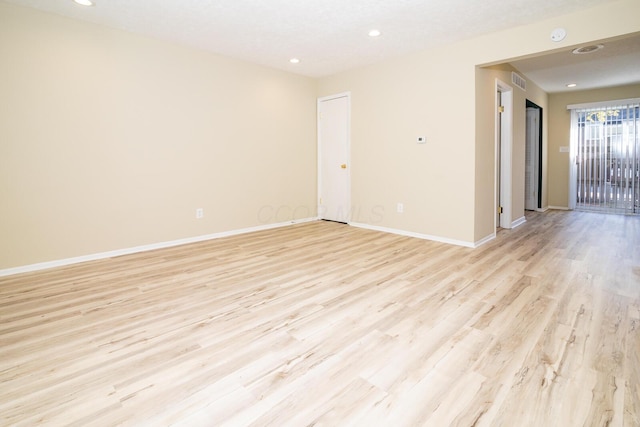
[
  {"xmin": 289, "ymin": 58, "xmax": 300, "ymax": 64},
  {"xmin": 566, "ymin": 83, "xmax": 577, "ymax": 88},
  {"xmin": 368, "ymin": 29, "xmax": 381, "ymax": 38},
  {"xmin": 572, "ymin": 44, "xmax": 604, "ymax": 54},
  {"xmin": 73, "ymin": 0, "xmax": 94, "ymax": 5}
]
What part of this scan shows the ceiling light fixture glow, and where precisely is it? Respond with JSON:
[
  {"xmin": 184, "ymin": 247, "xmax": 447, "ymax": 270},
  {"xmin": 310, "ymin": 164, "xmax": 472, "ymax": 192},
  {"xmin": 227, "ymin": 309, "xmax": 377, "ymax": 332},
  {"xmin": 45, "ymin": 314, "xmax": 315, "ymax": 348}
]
[
  {"xmin": 566, "ymin": 83, "xmax": 577, "ymax": 88},
  {"xmin": 368, "ymin": 29, "xmax": 381, "ymax": 37},
  {"xmin": 289, "ymin": 58, "xmax": 300, "ymax": 64},
  {"xmin": 73, "ymin": 0, "xmax": 94, "ymax": 6}
]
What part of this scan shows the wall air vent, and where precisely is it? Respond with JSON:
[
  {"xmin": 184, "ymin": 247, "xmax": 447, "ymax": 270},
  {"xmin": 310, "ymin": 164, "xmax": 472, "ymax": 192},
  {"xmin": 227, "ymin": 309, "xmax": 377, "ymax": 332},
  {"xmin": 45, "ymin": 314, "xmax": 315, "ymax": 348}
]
[{"xmin": 512, "ymin": 72, "xmax": 526, "ymax": 91}]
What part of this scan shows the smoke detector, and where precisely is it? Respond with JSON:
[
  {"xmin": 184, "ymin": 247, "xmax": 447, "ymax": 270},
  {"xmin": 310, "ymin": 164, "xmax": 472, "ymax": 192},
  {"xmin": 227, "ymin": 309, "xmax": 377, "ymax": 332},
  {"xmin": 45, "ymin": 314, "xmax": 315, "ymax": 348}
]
[{"xmin": 550, "ymin": 28, "xmax": 567, "ymax": 42}]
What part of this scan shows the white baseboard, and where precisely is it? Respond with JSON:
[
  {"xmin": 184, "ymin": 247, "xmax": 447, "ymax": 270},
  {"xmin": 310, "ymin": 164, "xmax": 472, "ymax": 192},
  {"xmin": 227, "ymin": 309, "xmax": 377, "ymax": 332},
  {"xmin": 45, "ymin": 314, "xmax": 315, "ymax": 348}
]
[
  {"xmin": 474, "ymin": 232, "xmax": 496, "ymax": 247},
  {"xmin": 511, "ymin": 216, "xmax": 526, "ymax": 228},
  {"xmin": 0, "ymin": 217, "xmax": 319, "ymax": 277},
  {"xmin": 536, "ymin": 206, "xmax": 549, "ymax": 212},
  {"xmin": 349, "ymin": 222, "xmax": 476, "ymax": 248},
  {"xmin": 548, "ymin": 206, "xmax": 570, "ymax": 211}
]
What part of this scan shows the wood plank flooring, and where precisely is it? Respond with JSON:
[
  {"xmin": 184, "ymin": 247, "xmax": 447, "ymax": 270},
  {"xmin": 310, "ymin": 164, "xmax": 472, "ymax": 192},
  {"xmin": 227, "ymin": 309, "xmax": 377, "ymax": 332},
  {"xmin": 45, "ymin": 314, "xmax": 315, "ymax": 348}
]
[{"xmin": 0, "ymin": 210, "xmax": 639, "ymax": 426}]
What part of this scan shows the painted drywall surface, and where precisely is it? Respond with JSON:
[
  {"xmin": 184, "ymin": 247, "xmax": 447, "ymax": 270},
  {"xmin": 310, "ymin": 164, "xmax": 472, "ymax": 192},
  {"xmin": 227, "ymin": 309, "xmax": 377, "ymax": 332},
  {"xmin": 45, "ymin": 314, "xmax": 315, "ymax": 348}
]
[
  {"xmin": 474, "ymin": 64, "xmax": 548, "ymax": 238},
  {"xmin": 547, "ymin": 84, "xmax": 640, "ymax": 208},
  {"xmin": 319, "ymin": 49, "xmax": 477, "ymax": 243},
  {"xmin": 459, "ymin": 0, "xmax": 639, "ymax": 242},
  {"xmin": 0, "ymin": 3, "xmax": 317, "ymax": 269},
  {"xmin": 2, "ymin": 1, "xmax": 639, "ymax": 269},
  {"xmin": 471, "ymin": 0, "xmax": 638, "ymax": 240},
  {"xmin": 473, "ymin": 68, "xmax": 499, "ymax": 239},
  {"xmin": 319, "ymin": 0, "xmax": 640, "ymax": 244}
]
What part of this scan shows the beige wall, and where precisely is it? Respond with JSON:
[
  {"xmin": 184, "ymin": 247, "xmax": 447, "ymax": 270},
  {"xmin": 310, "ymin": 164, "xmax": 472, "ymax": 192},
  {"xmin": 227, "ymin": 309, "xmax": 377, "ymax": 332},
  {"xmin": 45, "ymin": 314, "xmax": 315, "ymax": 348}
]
[
  {"xmin": 475, "ymin": 64, "xmax": 548, "ymax": 237},
  {"xmin": 319, "ymin": 0, "xmax": 640, "ymax": 244},
  {"xmin": 547, "ymin": 83, "xmax": 640, "ymax": 207},
  {"xmin": 0, "ymin": 2, "xmax": 317, "ymax": 270},
  {"xmin": 2, "ymin": 0, "xmax": 640, "ymax": 271},
  {"xmin": 318, "ymin": 48, "xmax": 477, "ymax": 243}
]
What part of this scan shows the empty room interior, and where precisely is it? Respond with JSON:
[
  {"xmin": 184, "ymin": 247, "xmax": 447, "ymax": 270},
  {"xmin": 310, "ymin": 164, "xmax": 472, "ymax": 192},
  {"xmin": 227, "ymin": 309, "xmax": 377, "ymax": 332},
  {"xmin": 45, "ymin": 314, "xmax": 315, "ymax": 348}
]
[{"xmin": 1, "ymin": 0, "xmax": 640, "ymax": 425}]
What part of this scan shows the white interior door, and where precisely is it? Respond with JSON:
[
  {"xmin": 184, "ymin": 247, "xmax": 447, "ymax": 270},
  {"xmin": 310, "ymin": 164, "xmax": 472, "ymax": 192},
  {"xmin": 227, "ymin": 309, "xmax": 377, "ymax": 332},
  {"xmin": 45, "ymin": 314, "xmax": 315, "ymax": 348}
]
[
  {"xmin": 318, "ymin": 94, "xmax": 350, "ymax": 222},
  {"xmin": 496, "ymin": 90, "xmax": 502, "ymax": 228},
  {"xmin": 525, "ymin": 106, "xmax": 540, "ymax": 210},
  {"xmin": 496, "ymin": 80, "xmax": 513, "ymax": 229}
]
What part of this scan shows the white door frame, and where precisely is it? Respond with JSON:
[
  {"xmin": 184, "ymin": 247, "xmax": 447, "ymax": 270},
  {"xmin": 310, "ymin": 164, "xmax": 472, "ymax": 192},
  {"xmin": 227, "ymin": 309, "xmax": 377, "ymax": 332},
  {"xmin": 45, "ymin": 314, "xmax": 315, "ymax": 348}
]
[
  {"xmin": 496, "ymin": 80, "xmax": 513, "ymax": 229},
  {"xmin": 317, "ymin": 92, "xmax": 351, "ymax": 222}
]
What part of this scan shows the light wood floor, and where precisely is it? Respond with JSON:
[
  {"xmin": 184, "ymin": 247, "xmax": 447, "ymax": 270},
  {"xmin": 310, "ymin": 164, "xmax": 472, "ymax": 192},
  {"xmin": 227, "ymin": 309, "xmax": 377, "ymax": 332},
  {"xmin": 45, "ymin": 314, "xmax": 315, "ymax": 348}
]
[{"xmin": 1, "ymin": 210, "xmax": 639, "ymax": 426}]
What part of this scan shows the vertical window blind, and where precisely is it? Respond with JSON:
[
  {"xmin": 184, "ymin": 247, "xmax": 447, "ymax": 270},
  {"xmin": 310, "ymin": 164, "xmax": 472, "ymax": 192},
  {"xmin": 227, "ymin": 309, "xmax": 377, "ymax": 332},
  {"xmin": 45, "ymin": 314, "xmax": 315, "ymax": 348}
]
[{"xmin": 568, "ymin": 98, "xmax": 640, "ymax": 215}]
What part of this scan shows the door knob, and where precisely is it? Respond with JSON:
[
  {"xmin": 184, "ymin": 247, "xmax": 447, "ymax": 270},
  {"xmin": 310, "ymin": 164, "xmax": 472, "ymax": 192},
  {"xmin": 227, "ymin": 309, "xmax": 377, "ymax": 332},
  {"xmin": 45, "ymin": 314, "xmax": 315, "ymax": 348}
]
[{"xmin": 340, "ymin": 164, "xmax": 347, "ymax": 169}]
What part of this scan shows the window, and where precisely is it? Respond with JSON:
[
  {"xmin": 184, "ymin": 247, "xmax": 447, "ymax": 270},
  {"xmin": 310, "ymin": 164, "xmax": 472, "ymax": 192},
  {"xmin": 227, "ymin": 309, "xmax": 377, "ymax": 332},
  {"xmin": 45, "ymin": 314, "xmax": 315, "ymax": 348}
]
[{"xmin": 568, "ymin": 99, "xmax": 640, "ymax": 214}]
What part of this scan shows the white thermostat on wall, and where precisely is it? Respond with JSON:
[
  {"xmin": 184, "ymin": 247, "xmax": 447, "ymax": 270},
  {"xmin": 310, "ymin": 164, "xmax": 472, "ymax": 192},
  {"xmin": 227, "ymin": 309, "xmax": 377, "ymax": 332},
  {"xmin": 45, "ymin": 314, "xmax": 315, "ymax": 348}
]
[{"xmin": 550, "ymin": 28, "xmax": 567, "ymax": 42}]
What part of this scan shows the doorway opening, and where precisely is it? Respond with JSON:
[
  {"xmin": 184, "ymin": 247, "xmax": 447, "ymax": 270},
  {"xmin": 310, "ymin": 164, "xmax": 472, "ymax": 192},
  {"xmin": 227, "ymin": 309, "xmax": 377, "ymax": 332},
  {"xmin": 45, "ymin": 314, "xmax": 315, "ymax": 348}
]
[{"xmin": 525, "ymin": 100, "xmax": 543, "ymax": 211}]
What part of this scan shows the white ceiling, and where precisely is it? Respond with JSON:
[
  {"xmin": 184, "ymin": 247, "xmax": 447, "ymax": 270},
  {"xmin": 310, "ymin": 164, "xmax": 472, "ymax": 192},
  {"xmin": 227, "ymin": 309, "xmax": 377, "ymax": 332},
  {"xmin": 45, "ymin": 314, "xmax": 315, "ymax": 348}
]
[
  {"xmin": 4, "ymin": 0, "xmax": 639, "ymax": 92},
  {"xmin": 510, "ymin": 33, "xmax": 640, "ymax": 93}
]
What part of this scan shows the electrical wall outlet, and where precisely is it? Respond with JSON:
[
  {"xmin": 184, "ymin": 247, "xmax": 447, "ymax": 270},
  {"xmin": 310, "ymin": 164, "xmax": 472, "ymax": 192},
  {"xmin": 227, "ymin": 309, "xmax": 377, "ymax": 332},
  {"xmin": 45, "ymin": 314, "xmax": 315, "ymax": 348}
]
[
  {"xmin": 397, "ymin": 203, "xmax": 404, "ymax": 213},
  {"xmin": 417, "ymin": 136, "xmax": 426, "ymax": 144},
  {"xmin": 196, "ymin": 208, "xmax": 204, "ymax": 219}
]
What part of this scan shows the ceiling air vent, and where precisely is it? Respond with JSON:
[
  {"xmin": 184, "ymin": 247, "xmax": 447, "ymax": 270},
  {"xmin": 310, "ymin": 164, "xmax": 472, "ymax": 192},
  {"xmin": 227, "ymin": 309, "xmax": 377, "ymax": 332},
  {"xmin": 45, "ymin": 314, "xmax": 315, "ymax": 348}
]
[
  {"xmin": 572, "ymin": 44, "xmax": 604, "ymax": 54},
  {"xmin": 512, "ymin": 72, "xmax": 526, "ymax": 91}
]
